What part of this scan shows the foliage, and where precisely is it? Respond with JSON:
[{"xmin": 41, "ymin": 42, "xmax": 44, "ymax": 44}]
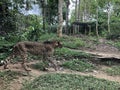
[
  {"xmin": 20, "ymin": 15, "xmax": 44, "ymax": 41},
  {"xmin": 70, "ymin": 0, "xmax": 120, "ymax": 36},
  {"xmin": 0, "ymin": 0, "xmax": 59, "ymax": 41},
  {"xmin": 62, "ymin": 59, "xmax": 95, "ymax": 72},
  {"xmin": 0, "ymin": 53, "xmax": 9, "ymax": 61},
  {"xmin": 0, "ymin": 40, "xmax": 14, "ymax": 60},
  {"xmin": 45, "ymin": 0, "xmax": 58, "ymax": 25},
  {"xmin": 22, "ymin": 73, "xmax": 120, "ymax": 90}
]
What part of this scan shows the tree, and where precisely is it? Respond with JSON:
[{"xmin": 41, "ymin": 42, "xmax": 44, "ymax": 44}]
[
  {"xmin": 95, "ymin": 0, "xmax": 99, "ymax": 37},
  {"xmin": 65, "ymin": 0, "xmax": 70, "ymax": 34},
  {"xmin": 97, "ymin": 0, "xmax": 114, "ymax": 33},
  {"xmin": 57, "ymin": 0, "xmax": 64, "ymax": 37},
  {"xmin": 104, "ymin": 1, "xmax": 113, "ymax": 33},
  {"xmin": 75, "ymin": 0, "xmax": 78, "ymax": 21}
]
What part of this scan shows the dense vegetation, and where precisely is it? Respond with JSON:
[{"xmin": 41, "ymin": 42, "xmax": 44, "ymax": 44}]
[{"xmin": 0, "ymin": 0, "xmax": 120, "ymax": 40}]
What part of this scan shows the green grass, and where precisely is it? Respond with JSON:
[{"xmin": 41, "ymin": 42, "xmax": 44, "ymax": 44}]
[
  {"xmin": 55, "ymin": 47, "xmax": 91, "ymax": 59},
  {"xmin": 0, "ymin": 70, "xmax": 21, "ymax": 81},
  {"xmin": 62, "ymin": 59, "xmax": 95, "ymax": 72},
  {"xmin": 21, "ymin": 73, "xmax": 120, "ymax": 90},
  {"xmin": 62, "ymin": 37, "xmax": 85, "ymax": 49},
  {"xmin": 39, "ymin": 33, "xmax": 85, "ymax": 49},
  {"xmin": 0, "ymin": 69, "xmax": 22, "ymax": 90},
  {"xmin": 39, "ymin": 33, "xmax": 57, "ymax": 41},
  {"xmin": 105, "ymin": 66, "xmax": 120, "ymax": 76},
  {"xmin": 115, "ymin": 42, "xmax": 120, "ymax": 50}
]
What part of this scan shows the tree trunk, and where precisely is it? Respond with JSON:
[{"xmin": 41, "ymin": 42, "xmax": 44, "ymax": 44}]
[
  {"xmin": 41, "ymin": 1, "xmax": 46, "ymax": 32},
  {"xmin": 65, "ymin": 0, "xmax": 70, "ymax": 35},
  {"xmin": 57, "ymin": 0, "xmax": 64, "ymax": 37},
  {"xmin": 75, "ymin": 0, "xmax": 78, "ymax": 21},
  {"xmin": 107, "ymin": 12, "xmax": 110, "ymax": 33},
  {"xmin": 96, "ymin": 8, "xmax": 99, "ymax": 37},
  {"xmin": 43, "ymin": 5, "xmax": 46, "ymax": 32},
  {"xmin": 78, "ymin": 0, "xmax": 81, "ymax": 21},
  {"xmin": 107, "ymin": 2, "xmax": 111, "ymax": 33}
]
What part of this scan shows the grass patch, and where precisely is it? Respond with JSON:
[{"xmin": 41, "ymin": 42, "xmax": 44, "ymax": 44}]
[
  {"xmin": 62, "ymin": 59, "xmax": 95, "ymax": 72},
  {"xmin": 0, "ymin": 69, "xmax": 21, "ymax": 90},
  {"xmin": 115, "ymin": 42, "xmax": 120, "ymax": 50},
  {"xmin": 39, "ymin": 33, "xmax": 57, "ymax": 41},
  {"xmin": 22, "ymin": 73, "xmax": 120, "ymax": 90},
  {"xmin": 105, "ymin": 66, "xmax": 120, "ymax": 76},
  {"xmin": 55, "ymin": 47, "xmax": 91, "ymax": 59},
  {"xmin": 39, "ymin": 33, "xmax": 85, "ymax": 49},
  {"xmin": 62, "ymin": 37, "xmax": 85, "ymax": 49},
  {"xmin": 0, "ymin": 70, "xmax": 20, "ymax": 81}
]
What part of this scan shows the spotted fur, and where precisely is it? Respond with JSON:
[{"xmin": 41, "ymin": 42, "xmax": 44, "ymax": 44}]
[{"xmin": 0, "ymin": 40, "xmax": 62, "ymax": 71}]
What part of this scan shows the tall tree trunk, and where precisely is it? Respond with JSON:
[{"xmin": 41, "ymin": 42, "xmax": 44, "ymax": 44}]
[
  {"xmin": 75, "ymin": 0, "xmax": 78, "ymax": 21},
  {"xmin": 107, "ymin": 2, "xmax": 111, "ymax": 33},
  {"xmin": 96, "ymin": 8, "xmax": 99, "ymax": 37},
  {"xmin": 82, "ymin": 0, "xmax": 86, "ymax": 22},
  {"xmin": 107, "ymin": 12, "xmax": 110, "ymax": 33},
  {"xmin": 41, "ymin": 1, "xmax": 46, "ymax": 32},
  {"xmin": 78, "ymin": 0, "xmax": 81, "ymax": 21},
  {"xmin": 65, "ymin": 0, "xmax": 70, "ymax": 34},
  {"xmin": 57, "ymin": 0, "xmax": 64, "ymax": 37}
]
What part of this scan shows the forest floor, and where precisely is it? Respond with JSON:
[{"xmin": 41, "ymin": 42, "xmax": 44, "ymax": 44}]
[{"xmin": 0, "ymin": 38, "xmax": 120, "ymax": 90}]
